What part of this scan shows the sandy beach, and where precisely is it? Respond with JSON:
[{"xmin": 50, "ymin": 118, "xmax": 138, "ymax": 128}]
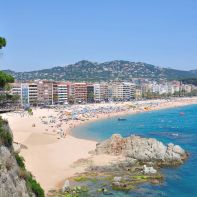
[{"xmin": 2, "ymin": 97, "xmax": 197, "ymax": 193}]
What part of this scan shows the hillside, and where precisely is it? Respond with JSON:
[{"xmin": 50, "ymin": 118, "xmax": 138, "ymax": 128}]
[{"xmin": 3, "ymin": 60, "xmax": 197, "ymax": 81}]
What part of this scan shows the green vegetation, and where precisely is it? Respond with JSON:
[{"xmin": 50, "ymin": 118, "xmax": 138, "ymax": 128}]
[
  {"xmin": 73, "ymin": 175, "xmax": 90, "ymax": 182},
  {"xmin": 73, "ymin": 174, "xmax": 98, "ymax": 183},
  {"xmin": 181, "ymin": 78, "xmax": 197, "ymax": 86},
  {"xmin": 27, "ymin": 108, "xmax": 33, "ymax": 115},
  {"xmin": 0, "ymin": 71, "xmax": 14, "ymax": 88},
  {"xmin": 0, "ymin": 117, "xmax": 44, "ymax": 196},
  {"xmin": 4, "ymin": 60, "xmax": 197, "ymax": 81},
  {"xmin": 0, "ymin": 36, "xmax": 18, "ymax": 109},
  {"xmin": 26, "ymin": 174, "xmax": 45, "ymax": 197},
  {"xmin": 112, "ymin": 184, "xmax": 135, "ymax": 191},
  {"xmin": 0, "ymin": 36, "xmax": 44, "ymax": 197},
  {"xmin": 48, "ymin": 186, "xmax": 89, "ymax": 197},
  {"xmin": 15, "ymin": 152, "xmax": 44, "ymax": 197},
  {"xmin": 15, "ymin": 153, "xmax": 25, "ymax": 169},
  {"xmin": 0, "ymin": 117, "xmax": 13, "ymax": 147},
  {"xmin": 0, "ymin": 37, "xmax": 6, "ymax": 49},
  {"xmin": 0, "ymin": 130, "xmax": 13, "ymax": 147}
]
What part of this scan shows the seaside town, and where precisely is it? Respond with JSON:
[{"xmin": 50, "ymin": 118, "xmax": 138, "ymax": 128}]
[
  {"xmin": 1, "ymin": 1, "xmax": 197, "ymax": 196},
  {"xmin": 1, "ymin": 79, "xmax": 197, "ymax": 109}
]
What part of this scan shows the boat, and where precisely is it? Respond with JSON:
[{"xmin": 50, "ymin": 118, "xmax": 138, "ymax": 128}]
[
  {"xmin": 118, "ymin": 118, "xmax": 127, "ymax": 121},
  {"xmin": 180, "ymin": 112, "xmax": 185, "ymax": 116}
]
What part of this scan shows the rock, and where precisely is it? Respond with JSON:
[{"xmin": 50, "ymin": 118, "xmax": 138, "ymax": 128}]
[
  {"xmin": 62, "ymin": 180, "xmax": 70, "ymax": 192},
  {"xmin": 113, "ymin": 176, "xmax": 122, "ymax": 182},
  {"xmin": 94, "ymin": 134, "xmax": 188, "ymax": 166},
  {"xmin": 13, "ymin": 142, "xmax": 21, "ymax": 153},
  {"xmin": 143, "ymin": 165, "xmax": 157, "ymax": 174},
  {"xmin": 173, "ymin": 145, "xmax": 185, "ymax": 155},
  {"xmin": 0, "ymin": 146, "xmax": 33, "ymax": 197}
]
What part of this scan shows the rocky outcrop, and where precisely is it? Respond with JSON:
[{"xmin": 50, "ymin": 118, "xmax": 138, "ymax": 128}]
[
  {"xmin": 94, "ymin": 134, "xmax": 188, "ymax": 166},
  {"xmin": 0, "ymin": 146, "xmax": 32, "ymax": 197}
]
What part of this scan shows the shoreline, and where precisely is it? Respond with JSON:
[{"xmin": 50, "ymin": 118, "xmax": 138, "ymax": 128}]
[
  {"xmin": 68, "ymin": 98, "xmax": 197, "ymax": 138},
  {"xmin": 1, "ymin": 97, "xmax": 197, "ymax": 193}
]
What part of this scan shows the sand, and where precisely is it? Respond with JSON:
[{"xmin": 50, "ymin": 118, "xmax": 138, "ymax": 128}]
[{"xmin": 2, "ymin": 97, "xmax": 197, "ymax": 193}]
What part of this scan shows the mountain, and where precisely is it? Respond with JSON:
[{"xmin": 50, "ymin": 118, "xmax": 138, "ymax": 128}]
[{"xmin": 3, "ymin": 60, "xmax": 197, "ymax": 81}]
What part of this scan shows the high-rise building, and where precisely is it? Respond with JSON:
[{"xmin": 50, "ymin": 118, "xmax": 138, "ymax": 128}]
[
  {"xmin": 37, "ymin": 81, "xmax": 53, "ymax": 105},
  {"xmin": 28, "ymin": 83, "xmax": 38, "ymax": 105},
  {"xmin": 93, "ymin": 84, "xmax": 101, "ymax": 102},
  {"xmin": 74, "ymin": 83, "xmax": 87, "ymax": 103},
  {"xmin": 112, "ymin": 83, "xmax": 123, "ymax": 101},
  {"xmin": 100, "ymin": 83, "xmax": 109, "ymax": 101},
  {"xmin": 53, "ymin": 82, "xmax": 68, "ymax": 105},
  {"xmin": 21, "ymin": 83, "xmax": 29, "ymax": 106},
  {"xmin": 123, "ymin": 82, "xmax": 135, "ymax": 100},
  {"xmin": 87, "ymin": 84, "xmax": 94, "ymax": 103}
]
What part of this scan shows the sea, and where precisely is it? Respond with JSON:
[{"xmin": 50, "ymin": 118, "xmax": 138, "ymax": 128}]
[{"xmin": 71, "ymin": 104, "xmax": 197, "ymax": 197}]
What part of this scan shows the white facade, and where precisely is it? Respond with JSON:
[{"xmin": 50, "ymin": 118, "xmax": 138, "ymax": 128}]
[
  {"xmin": 94, "ymin": 84, "xmax": 101, "ymax": 102},
  {"xmin": 123, "ymin": 82, "xmax": 135, "ymax": 100},
  {"xmin": 57, "ymin": 84, "xmax": 67, "ymax": 104}
]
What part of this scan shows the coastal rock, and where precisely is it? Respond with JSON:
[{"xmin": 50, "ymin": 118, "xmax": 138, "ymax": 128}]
[
  {"xmin": 143, "ymin": 165, "xmax": 157, "ymax": 174},
  {"xmin": 94, "ymin": 134, "xmax": 188, "ymax": 166},
  {"xmin": 0, "ymin": 146, "xmax": 32, "ymax": 197},
  {"xmin": 62, "ymin": 180, "xmax": 70, "ymax": 192},
  {"xmin": 113, "ymin": 176, "xmax": 122, "ymax": 182}
]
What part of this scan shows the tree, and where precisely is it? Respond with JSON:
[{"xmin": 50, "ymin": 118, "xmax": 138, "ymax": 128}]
[
  {"xmin": 0, "ymin": 37, "xmax": 6, "ymax": 49},
  {"xmin": 0, "ymin": 37, "xmax": 14, "ymax": 88},
  {"xmin": 0, "ymin": 71, "xmax": 14, "ymax": 88}
]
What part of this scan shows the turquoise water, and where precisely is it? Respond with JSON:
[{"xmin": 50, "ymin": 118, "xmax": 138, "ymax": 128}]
[{"xmin": 72, "ymin": 104, "xmax": 197, "ymax": 197}]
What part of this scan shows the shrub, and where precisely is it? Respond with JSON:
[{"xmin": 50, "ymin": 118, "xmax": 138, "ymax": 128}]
[
  {"xmin": 26, "ymin": 174, "xmax": 45, "ymax": 197},
  {"xmin": 0, "ymin": 130, "xmax": 13, "ymax": 147},
  {"xmin": 15, "ymin": 153, "xmax": 25, "ymax": 169}
]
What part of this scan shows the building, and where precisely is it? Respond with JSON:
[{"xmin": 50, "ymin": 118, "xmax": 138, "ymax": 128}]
[
  {"xmin": 87, "ymin": 84, "xmax": 94, "ymax": 103},
  {"xmin": 122, "ymin": 82, "xmax": 135, "ymax": 100},
  {"xmin": 100, "ymin": 83, "xmax": 109, "ymax": 101},
  {"xmin": 11, "ymin": 83, "xmax": 22, "ymax": 97},
  {"xmin": 135, "ymin": 88, "xmax": 142, "ymax": 99},
  {"xmin": 37, "ymin": 81, "xmax": 53, "ymax": 105},
  {"xmin": 52, "ymin": 82, "xmax": 68, "ymax": 105},
  {"xmin": 112, "ymin": 83, "xmax": 123, "ymax": 101},
  {"xmin": 94, "ymin": 83, "xmax": 101, "ymax": 102},
  {"xmin": 74, "ymin": 83, "xmax": 87, "ymax": 103},
  {"xmin": 57, "ymin": 83, "xmax": 68, "ymax": 104},
  {"xmin": 21, "ymin": 83, "xmax": 29, "ymax": 106},
  {"xmin": 28, "ymin": 83, "xmax": 38, "ymax": 105}
]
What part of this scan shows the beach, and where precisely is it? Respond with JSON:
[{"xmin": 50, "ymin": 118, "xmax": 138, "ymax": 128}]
[{"xmin": 2, "ymin": 97, "xmax": 197, "ymax": 193}]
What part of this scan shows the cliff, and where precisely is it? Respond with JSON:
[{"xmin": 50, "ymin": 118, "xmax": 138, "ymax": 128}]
[{"xmin": 0, "ymin": 117, "xmax": 44, "ymax": 197}]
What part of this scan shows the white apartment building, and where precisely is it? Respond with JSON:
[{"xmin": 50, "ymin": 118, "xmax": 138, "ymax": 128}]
[
  {"xmin": 11, "ymin": 82, "xmax": 37, "ymax": 106},
  {"xmin": 111, "ymin": 82, "xmax": 135, "ymax": 101},
  {"xmin": 94, "ymin": 83, "xmax": 101, "ymax": 102},
  {"xmin": 112, "ymin": 83, "xmax": 123, "ymax": 100},
  {"xmin": 28, "ymin": 83, "xmax": 38, "ymax": 105},
  {"xmin": 123, "ymin": 82, "xmax": 135, "ymax": 100},
  {"xmin": 57, "ymin": 83, "xmax": 68, "ymax": 104}
]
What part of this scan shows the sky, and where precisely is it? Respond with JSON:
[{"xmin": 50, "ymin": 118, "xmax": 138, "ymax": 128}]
[{"xmin": 0, "ymin": 0, "xmax": 197, "ymax": 71}]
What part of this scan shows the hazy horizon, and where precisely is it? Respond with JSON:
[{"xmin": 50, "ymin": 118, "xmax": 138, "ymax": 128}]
[{"xmin": 1, "ymin": 0, "xmax": 197, "ymax": 71}]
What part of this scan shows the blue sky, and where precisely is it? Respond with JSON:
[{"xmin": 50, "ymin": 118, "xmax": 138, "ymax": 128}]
[{"xmin": 0, "ymin": 0, "xmax": 197, "ymax": 71}]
